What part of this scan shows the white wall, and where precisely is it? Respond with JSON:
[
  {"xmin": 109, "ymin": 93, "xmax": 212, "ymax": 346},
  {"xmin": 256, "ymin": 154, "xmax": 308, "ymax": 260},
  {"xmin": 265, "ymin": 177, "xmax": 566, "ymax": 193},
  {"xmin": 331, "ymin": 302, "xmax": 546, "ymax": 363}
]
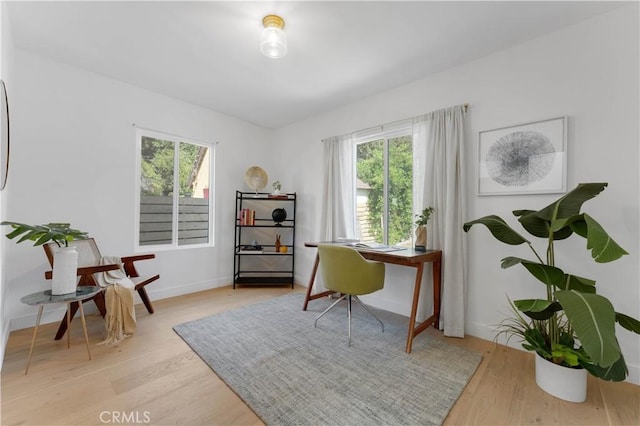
[
  {"xmin": 275, "ymin": 6, "xmax": 640, "ymax": 383},
  {"xmin": 0, "ymin": 0, "xmax": 16, "ymax": 370},
  {"xmin": 4, "ymin": 49, "xmax": 275, "ymax": 330}
]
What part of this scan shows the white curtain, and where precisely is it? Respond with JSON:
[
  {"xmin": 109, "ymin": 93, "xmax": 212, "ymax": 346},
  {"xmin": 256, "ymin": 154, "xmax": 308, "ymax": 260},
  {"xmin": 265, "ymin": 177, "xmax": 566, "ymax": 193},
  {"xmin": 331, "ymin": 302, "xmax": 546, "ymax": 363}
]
[
  {"xmin": 413, "ymin": 105, "xmax": 467, "ymax": 338},
  {"xmin": 320, "ymin": 134, "xmax": 356, "ymax": 241},
  {"xmin": 318, "ymin": 134, "xmax": 355, "ymax": 291}
]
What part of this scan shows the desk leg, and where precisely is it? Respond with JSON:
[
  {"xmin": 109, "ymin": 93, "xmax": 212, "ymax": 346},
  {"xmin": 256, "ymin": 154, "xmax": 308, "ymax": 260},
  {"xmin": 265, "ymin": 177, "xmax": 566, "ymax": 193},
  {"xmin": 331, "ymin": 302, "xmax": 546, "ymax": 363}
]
[
  {"xmin": 433, "ymin": 257, "xmax": 442, "ymax": 329},
  {"xmin": 302, "ymin": 252, "xmax": 335, "ymax": 311},
  {"xmin": 302, "ymin": 253, "xmax": 320, "ymax": 311},
  {"xmin": 66, "ymin": 302, "xmax": 71, "ymax": 349},
  {"xmin": 25, "ymin": 305, "xmax": 44, "ymax": 375},
  {"xmin": 78, "ymin": 301, "xmax": 92, "ymax": 360},
  {"xmin": 406, "ymin": 263, "xmax": 425, "ymax": 354}
]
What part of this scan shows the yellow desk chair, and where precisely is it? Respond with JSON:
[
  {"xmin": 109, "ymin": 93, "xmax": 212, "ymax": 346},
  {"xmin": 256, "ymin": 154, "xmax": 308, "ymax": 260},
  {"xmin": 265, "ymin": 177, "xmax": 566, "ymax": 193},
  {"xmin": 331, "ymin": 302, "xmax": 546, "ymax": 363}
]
[{"xmin": 315, "ymin": 244, "xmax": 385, "ymax": 345}]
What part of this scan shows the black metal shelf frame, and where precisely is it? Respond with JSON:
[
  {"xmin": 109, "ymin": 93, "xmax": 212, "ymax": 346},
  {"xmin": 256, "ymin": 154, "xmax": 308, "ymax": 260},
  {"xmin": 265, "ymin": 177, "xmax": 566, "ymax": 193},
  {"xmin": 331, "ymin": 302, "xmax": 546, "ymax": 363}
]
[{"xmin": 233, "ymin": 190, "xmax": 296, "ymax": 288}]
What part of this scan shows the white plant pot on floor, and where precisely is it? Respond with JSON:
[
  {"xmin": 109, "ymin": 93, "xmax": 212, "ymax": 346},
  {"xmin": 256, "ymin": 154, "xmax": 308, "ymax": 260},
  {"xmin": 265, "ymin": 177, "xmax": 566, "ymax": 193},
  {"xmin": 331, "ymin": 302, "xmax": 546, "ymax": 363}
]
[
  {"xmin": 51, "ymin": 246, "xmax": 79, "ymax": 295},
  {"xmin": 535, "ymin": 354, "xmax": 587, "ymax": 403}
]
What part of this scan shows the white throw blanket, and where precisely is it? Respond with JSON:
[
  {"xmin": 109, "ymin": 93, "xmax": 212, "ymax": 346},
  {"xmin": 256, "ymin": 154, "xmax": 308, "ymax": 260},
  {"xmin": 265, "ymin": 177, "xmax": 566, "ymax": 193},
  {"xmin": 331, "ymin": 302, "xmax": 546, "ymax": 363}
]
[{"xmin": 96, "ymin": 256, "xmax": 136, "ymax": 344}]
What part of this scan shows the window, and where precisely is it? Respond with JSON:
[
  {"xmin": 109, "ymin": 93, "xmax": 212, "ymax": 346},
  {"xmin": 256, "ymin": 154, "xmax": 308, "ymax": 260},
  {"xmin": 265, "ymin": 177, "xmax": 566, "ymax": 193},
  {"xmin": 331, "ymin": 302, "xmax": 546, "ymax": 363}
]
[
  {"xmin": 354, "ymin": 121, "xmax": 413, "ymax": 246},
  {"xmin": 136, "ymin": 129, "xmax": 214, "ymax": 249}
]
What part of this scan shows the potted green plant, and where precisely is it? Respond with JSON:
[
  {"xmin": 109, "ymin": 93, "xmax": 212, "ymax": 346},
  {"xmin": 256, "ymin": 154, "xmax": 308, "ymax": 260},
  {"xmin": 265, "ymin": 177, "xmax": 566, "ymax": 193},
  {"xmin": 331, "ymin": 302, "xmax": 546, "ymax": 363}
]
[
  {"xmin": 1, "ymin": 221, "xmax": 88, "ymax": 295},
  {"xmin": 463, "ymin": 183, "xmax": 640, "ymax": 402},
  {"xmin": 272, "ymin": 180, "xmax": 282, "ymax": 195},
  {"xmin": 1, "ymin": 221, "xmax": 88, "ymax": 247},
  {"xmin": 414, "ymin": 206, "xmax": 434, "ymax": 252}
]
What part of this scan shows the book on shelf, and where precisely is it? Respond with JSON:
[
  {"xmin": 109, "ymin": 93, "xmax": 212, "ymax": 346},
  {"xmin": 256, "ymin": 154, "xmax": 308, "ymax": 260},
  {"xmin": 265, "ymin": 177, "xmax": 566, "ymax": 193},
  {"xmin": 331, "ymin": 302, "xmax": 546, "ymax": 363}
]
[
  {"xmin": 239, "ymin": 208, "xmax": 255, "ymax": 225},
  {"xmin": 238, "ymin": 249, "xmax": 263, "ymax": 254},
  {"xmin": 267, "ymin": 194, "xmax": 289, "ymax": 199}
]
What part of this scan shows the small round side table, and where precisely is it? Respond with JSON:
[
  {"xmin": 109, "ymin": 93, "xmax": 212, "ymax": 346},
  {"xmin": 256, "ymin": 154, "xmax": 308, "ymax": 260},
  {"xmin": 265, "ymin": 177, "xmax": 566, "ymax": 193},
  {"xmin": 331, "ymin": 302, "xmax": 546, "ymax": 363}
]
[{"xmin": 20, "ymin": 286, "xmax": 101, "ymax": 374}]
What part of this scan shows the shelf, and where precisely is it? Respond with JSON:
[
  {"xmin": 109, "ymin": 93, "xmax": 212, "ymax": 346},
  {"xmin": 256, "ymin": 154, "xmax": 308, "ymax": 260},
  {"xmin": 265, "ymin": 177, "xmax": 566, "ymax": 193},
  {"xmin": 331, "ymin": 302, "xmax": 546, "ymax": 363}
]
[
  {"xmin": 234, "ymin": 276, "xmax": 294, "ymax": 285},
  {"xmin": 236, "ymin": 224, "xmax": 294, "ymax": 228},
  {"xmin": 237, "ymin": 251, "xmax": 293, "ymax": 255},
  {"xmin": 234, "ymin": 190, "xmax": 296, "ymax": 289}
]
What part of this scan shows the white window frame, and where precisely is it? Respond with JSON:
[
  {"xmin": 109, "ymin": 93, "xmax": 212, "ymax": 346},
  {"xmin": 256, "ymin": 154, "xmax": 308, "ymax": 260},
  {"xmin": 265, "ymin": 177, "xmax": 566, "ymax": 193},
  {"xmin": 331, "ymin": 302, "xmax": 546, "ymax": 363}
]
[
  {"xmin": 134, "ymin": 127, "xmax": 216, "ymax": 251},
  {"xmin": 353, "ymin": 120, "xmax": 413, "ymax": 245}
]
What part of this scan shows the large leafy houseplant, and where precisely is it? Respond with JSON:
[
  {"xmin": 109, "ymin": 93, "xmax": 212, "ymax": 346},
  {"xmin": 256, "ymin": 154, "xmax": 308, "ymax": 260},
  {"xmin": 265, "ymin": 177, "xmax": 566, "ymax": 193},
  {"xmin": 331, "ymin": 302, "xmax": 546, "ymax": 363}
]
[
  {"xmin": 463, "ymin": 183, "xmax": 640, "ymax": 381},
  {"xmin": 1, "ymin": 221, "xmax": 88, "ymax": 247}
]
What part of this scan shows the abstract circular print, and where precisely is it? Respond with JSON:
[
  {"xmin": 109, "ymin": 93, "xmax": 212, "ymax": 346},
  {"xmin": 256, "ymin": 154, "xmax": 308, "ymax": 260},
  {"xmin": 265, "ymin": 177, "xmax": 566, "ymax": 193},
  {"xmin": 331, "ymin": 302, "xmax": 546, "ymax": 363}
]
[{"xmin": 486, "ymin": 130, "xmax": 555, "ymax": 187}]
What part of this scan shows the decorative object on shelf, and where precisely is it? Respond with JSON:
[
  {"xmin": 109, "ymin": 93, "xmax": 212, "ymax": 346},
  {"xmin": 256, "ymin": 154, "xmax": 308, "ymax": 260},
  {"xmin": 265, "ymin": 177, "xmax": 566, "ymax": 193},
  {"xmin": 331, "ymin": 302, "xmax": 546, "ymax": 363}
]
[
  {"xmin": 0, "ymin": 80, "xmax": 9, "ymax": 191},
  {"xmin": 279, "ymin": 245, "xmax": 288, "ymax": 253},
  {"xmin": 275, "ymin": 234, "xmax": 281, "ymax": 252},
  {"xmin": 260, "ymin": 14, "xmax": 287, "ymax": 59},
  {"xmin": 414, "ymin": 206, "xmax": 434, "ymax": 252},
  {"xmin": 271, "ymin": 208, "xmax": 287, "ymax": 226},
  {"xmin": 272, "ymin": 180, "xmax": 282, "ymax": 195},
  {"xmin": 478, "ymin": 116, "xmax": 567, "ymax": 195},
  {"xmin": 463, "ymin": 182, "xmax": 640, "ymax": 401},
  {"xmin": 244, "ymin": 166, "xmax": 268, "ymax": 195},
  {"xmin": 1, "ymin": 222, "xmax": 88, "ymax": 295}
]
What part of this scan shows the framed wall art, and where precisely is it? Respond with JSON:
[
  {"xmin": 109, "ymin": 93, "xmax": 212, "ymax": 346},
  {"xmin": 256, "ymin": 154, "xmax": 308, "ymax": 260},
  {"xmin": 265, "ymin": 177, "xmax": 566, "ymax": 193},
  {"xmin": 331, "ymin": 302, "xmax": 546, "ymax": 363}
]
[
  {"xmin": 0, "ymin": 80, "xmax": 8, "ymax": 191},
  {"xmin": 478, "ymin": 116, "xmax": 567, "ymax": 196}
]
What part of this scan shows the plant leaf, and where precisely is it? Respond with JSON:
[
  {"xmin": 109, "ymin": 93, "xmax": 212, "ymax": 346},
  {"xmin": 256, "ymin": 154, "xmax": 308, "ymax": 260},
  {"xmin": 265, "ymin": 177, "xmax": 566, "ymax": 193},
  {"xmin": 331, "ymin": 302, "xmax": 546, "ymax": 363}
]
[
  {"xmin": 583, "ymin": 214, "xmax": 628, "ymax": 263},
  {"xmin": 585, "ymin": 351, "xmax": 628, "ymax": 382},
  {"xmin": 515, "ymin": 209, "xmax": 573, "ymax": 240},
  {"xmin": 537, "ymin": 182, "xmax": 608, "ymax": 222},
  {"xmin": 556, "ymin": 290, "xmax": 620, "ymax": 367},
  {"xmin": 615, "ymin": 312, "xmax": 640, "ymax": 334},
  {"xmin": 463, "ymin": 215, "xmax": 529, "ymax": 245},
  {"xmin": 501, "ymin": 257, "xmax": 565, "ymax": 286},
  {"xmin": 514, "ymin": 299, "xmax": 562, "ymax": 320},
  {"xmin": 562, "ymin": 274, "xmax": 596, "ymax": 293}
]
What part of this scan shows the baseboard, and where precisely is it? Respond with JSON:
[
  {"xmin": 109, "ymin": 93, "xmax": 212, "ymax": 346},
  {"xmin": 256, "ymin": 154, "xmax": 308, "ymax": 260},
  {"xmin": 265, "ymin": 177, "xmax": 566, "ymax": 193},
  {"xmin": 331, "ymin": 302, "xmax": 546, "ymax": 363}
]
[{"xmin": 143, "ymin": 277, "xmax": 228, "ymax": 302}]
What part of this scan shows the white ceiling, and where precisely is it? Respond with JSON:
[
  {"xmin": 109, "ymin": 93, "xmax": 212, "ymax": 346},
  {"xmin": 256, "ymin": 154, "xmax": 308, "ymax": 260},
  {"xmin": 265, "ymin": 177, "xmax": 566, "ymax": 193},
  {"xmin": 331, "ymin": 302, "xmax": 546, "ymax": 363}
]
[{"xmin": 6, "ymin": 1, "xmax": 628, "ymax": 129}]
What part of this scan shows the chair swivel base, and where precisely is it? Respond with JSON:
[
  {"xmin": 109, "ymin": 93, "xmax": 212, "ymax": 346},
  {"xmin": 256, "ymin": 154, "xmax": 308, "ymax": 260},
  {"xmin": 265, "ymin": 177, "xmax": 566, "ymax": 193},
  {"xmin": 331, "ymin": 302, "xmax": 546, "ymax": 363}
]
[{"xmin": 314, "ymin": 294, "xmax": 384, "ymax": 346}]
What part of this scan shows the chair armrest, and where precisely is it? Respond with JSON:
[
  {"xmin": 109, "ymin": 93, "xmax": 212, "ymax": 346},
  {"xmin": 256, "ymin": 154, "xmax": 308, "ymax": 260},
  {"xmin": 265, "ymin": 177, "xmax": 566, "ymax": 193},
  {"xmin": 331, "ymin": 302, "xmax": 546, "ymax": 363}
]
[{"xmin": 121, "ymin": 254, "xmax": 155, "ymax": 278}]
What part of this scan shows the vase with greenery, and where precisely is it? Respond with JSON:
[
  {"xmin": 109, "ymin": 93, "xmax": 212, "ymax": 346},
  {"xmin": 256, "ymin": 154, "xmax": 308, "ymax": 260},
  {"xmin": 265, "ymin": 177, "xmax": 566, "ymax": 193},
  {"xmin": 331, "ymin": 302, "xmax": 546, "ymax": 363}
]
[
  {"xmin": 2, "ymin": 222, "xmax": 88, "ymax": 294},
  {"xmin": 272, "ymin": 180, "xmax": 282, "ymax": 194},
  {"xmin": 414, "ymin": 207, "xmax": 434, "ymax": 252},
  {"xmin": 463, "ymin": 183, "xmax": 640, "ymax": 398}
]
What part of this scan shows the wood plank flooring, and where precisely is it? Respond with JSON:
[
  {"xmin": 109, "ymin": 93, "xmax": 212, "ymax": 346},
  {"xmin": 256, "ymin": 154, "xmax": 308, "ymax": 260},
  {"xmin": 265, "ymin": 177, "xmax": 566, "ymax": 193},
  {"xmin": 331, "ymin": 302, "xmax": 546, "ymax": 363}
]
[{"xmin": 2, "ymin": 285, "xmax": 638, "ymax": 425}]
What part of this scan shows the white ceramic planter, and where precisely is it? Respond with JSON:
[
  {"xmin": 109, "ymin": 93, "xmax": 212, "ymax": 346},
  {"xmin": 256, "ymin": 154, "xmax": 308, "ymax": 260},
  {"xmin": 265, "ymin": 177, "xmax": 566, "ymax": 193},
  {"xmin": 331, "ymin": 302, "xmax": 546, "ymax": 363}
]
[
  {"xmin": 51, "ymin": 246, "xmax": 79, "ymax": 295},
  {"xmin": 535, "ymin": 354, "xmax": 587, "ymax": 403}
]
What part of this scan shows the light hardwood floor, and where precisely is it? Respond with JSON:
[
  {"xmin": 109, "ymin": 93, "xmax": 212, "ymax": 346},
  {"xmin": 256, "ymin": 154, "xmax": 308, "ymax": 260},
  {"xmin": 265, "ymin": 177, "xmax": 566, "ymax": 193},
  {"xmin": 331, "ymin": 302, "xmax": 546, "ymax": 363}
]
[{"xmin": 2, "ymin": 285, "xmax": 638, "ymax": 425}]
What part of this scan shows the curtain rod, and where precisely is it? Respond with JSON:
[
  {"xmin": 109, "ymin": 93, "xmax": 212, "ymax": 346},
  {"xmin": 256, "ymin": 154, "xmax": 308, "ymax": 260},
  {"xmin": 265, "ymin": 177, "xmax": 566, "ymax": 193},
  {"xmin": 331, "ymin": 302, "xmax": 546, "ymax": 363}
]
[{"xmin": 323, "ymin": 102, "xmax": 470, "ymax": 143}]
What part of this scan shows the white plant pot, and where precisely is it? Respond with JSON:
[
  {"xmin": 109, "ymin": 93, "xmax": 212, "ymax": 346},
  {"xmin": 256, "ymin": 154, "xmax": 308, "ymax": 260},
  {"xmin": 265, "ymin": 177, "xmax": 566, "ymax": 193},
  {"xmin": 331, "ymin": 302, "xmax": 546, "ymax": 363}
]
[
  {"xmin": 535, "ymin": 354, "xmax": 587, "ymax": 403},
  {"xmin": 51, "ymin": 246, "xmax": 79, "ymax": 295}
]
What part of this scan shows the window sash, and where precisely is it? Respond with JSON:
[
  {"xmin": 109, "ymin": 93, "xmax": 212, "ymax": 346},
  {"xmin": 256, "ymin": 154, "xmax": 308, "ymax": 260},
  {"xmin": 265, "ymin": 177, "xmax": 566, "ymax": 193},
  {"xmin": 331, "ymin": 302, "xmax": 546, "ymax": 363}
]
[
  {"xmin": 135, "ymin": 128, "xmax": 215, "ymax": 251},
  {"xmin": 354, "ymin": 121, "xmax": 412, "ymax": 246}
]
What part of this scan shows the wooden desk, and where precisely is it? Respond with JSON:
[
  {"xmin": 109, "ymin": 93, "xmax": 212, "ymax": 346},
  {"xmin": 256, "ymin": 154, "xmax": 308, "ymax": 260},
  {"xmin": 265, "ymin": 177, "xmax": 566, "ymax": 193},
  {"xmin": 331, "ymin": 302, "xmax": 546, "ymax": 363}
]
[{"xmin": 303, "ymin": 242, "xmax": 442, "ymax": 353}]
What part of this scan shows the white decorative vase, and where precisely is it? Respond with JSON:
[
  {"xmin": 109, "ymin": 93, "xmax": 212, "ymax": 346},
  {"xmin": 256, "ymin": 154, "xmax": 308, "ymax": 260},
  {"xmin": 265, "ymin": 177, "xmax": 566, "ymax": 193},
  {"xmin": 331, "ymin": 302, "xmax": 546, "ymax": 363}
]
[
  {"xmin": 51, "ymin": 246, "xmax": 79, "ymax": 295},
  {"xmin": 535, "ymin": 354, "xmax": 587, "ymax": 403}
]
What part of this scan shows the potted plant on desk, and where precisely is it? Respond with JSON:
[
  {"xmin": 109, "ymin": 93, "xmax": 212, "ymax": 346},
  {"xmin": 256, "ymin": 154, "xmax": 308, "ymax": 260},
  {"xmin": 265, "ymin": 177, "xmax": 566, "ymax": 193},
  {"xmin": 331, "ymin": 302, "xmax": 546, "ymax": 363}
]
[
  {"xmin": 463, "ymin": 183, "xmax": 640, "ymax": 402},
  {"xmin": 1, "ymin": 221, "xmax": 88, "ymax": 295},
  {"xmin": 414, "ymin": 207, "xmax": 434, "ymax": 252}
]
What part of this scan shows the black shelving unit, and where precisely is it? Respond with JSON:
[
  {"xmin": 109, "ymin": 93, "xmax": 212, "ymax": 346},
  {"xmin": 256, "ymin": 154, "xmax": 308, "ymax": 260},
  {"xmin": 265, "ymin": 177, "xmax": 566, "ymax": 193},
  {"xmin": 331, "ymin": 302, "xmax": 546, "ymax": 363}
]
[{"xmin": 233, "ymin": 191, "xmax": 296, "ymax": 288}]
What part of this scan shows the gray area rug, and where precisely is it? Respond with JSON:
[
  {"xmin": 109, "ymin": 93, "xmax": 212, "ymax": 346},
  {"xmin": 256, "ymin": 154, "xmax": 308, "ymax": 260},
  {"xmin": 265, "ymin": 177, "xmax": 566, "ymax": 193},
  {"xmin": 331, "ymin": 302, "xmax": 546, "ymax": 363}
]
[{"xmin": 173, "ymin": 293, "xmax": 482, "ymax": 426}]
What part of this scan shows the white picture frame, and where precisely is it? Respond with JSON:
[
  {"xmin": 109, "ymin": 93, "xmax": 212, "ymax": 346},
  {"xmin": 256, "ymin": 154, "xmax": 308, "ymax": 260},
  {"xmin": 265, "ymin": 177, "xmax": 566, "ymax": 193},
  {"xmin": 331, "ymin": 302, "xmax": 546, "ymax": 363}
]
[{"xmin": 478, "ymin": 116, "xmax": 567, "ymax": 196}]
